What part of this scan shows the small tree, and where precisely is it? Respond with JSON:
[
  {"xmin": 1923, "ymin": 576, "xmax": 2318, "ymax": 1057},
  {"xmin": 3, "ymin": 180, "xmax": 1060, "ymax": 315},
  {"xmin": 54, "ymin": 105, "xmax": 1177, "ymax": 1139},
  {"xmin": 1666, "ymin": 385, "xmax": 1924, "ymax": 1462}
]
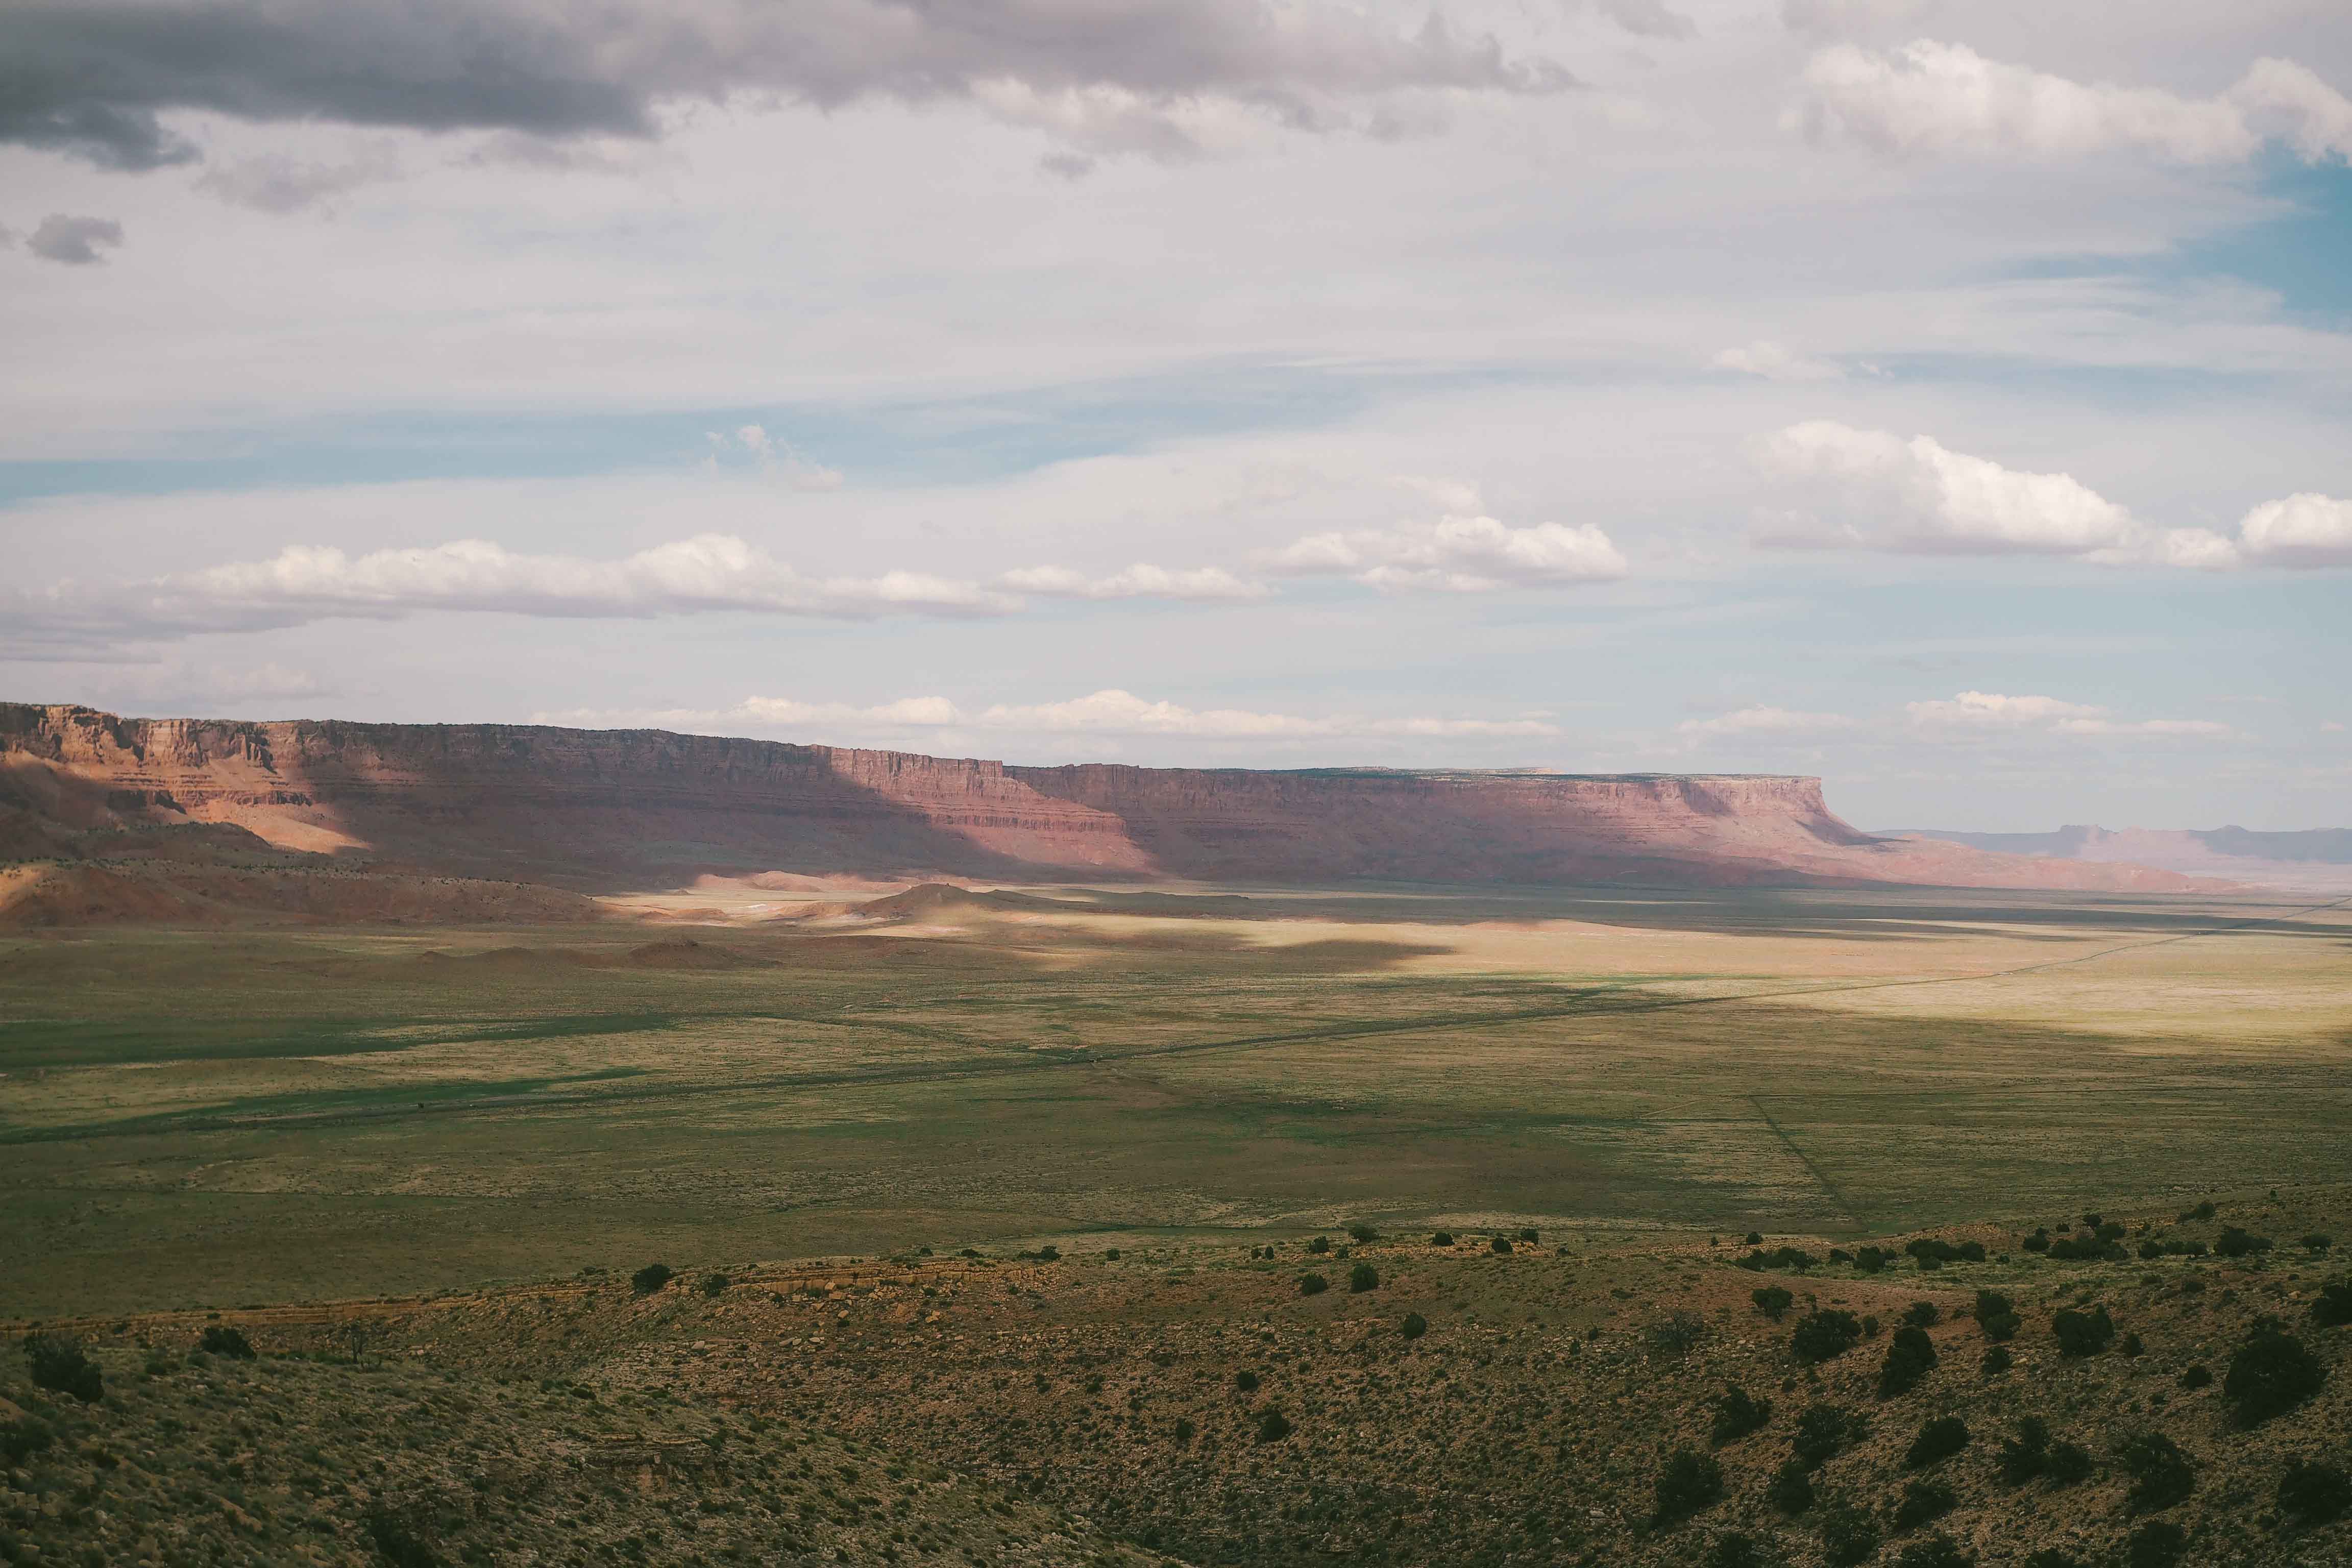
[
  {"xmin": 1819, "ymin": 1505, "xmax": 1879, "ymax": 1567},
  {"xmin": 1651, "ymin": 1448, "xmax": 1725, "ymax": 1527},
  {"xmin": 199, "ymin": 1326, "xmax": 257, "ymax": 1360},
  {"xmin": 2044, "ymin": 1440, "xmax": 2095, "ymax": 1486},
  {"xmin": 1308, "ymin": 1235, "xmax": 1331, "ymax": 1255},
  {"xmin": 1904, "ymin": 1416, "xmax": 1969, "ymax": 1468},
  {"xmin": 1348, "ymin": 1223, "xmax": 1380, "ymax": 1243},
  {"xmin": 1879, "ymin": 1325, "xmax": 1937, "ymax": 1398},
  {"xmin": 701, "ymin": 1272, "xmax": 730, "ymax": 1297},
  {"xmin": 1981, "ymin": 1345, "xmax": 2012, "ymax": 1376},
  {"xmin": 1430, "ymin": 1231, "xmax": 1454, "ymax": 1247},
  {"xmin": 1705, "ymin": 1532, "xmax": 1769, "ymax": 1568},
  {"xmin": 2216, "ymin": 1227, "xmax": 2272, "ymax": 1259},
  {"xmin": 1791, "ymin": 1309, "xmax": 1862, "ymax": 1364},
  {"xmin": 1400, "ymin": 1312, "xmax": 1428, "ymax": 1339},
  {"xmin": 2123, "ymin": 1521, "xmax": 2186, "ymax": 1568},
  {"xmin": 1751, "ymin": 1285, "xmax": 1795, "ymax": 1321},
  {"xmin": 23, "ymin": 1334, "xmax": 103, "ymax": 1404},
  {"xmin": 1973, "ymin": 1290, "xmax": 2019, "ymax": 1341},
  {"xmin": 1997, "ymin": 1416, "xmax": 2052, "ymax": 1483},
  {"xmin": 2309, "ymin": 1279, "xmax": 2352, "ymax": 1327},
  {"xmin": 1299, "ymin": 1272, "xmax": 1330, "ymax": 1296},
  {"xmin": 2051, "ymin": 1306, "xmax": 2115, "ymax": 1358},
  {"xmin": 2116, "ymin": 1432, "xmax": 2195, "ymax": 1512},
  {"xmin": 1892, "ymin": 1479, "xmax": 1955, "ymax": 1532},
  {"xmin": 1902, "ymin": 1301, "xmax": 1940, "ymax": 1329},
  {"xmin": 1349, "ymin": 1263, "xmax": 1379, "ymax": 1293},
  {"xmin": 1766, "ymin": 1457, "xmax": 1814, "ymax": 1514},
  {"xmin": 1489, "ymin": 1236, "xmax": 1513, "ymax": 1255},
  {"xmin": 2279, "ymin": 1460, "xmax": 2352, "ymax": 1525},
  {"xmin": 632, "ymin": 1263, "xmax": 675, "ymax": 1295},
  {"xmin": 1256, "ymin": 1408, "xmax": 1292, "ymax": 1442},
  {"xmin": 2223, "ymin": 1318, "xmax": 2326, "ymax": 1426},
  {"xmin": 1792, "ymin": 1404, "xmax": 1867, "ymax": 1469},
  {"xmin": 1234, "ymin": 1369, "xmax": 1259, "ymax": 1392},
  {"xmin": 1708, "ymin": 1387, "xmax": 1772, "ymax": 1447}
]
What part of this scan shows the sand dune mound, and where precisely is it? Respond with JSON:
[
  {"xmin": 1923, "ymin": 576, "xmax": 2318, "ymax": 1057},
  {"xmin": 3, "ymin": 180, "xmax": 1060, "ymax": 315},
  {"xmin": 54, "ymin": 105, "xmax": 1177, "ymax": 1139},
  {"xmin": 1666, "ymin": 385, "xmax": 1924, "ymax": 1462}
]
[{"xmin": 0, "ymin": 861, "xmax": 604, "ymax": 930}]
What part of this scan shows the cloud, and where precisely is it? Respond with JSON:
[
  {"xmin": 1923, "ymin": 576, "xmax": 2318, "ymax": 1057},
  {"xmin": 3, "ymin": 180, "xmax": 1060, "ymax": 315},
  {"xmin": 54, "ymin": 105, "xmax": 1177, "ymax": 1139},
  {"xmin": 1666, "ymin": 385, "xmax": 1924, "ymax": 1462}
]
[
  {"xmin": 997, "ymin": 564, "xmax": 1267, "ymax": 601},
  {"xmin": 1713, "ymin": 340, "xmax": 1842, "ymax": 382},
  {"xmin": 1677, "ymin": 705, "xmax": 1855, "ymax": 739},
  {"xmin": 1266, "ymin": 514, "xmax": 1627, "ymax": 592},
  {"xmin": 193, "ymin": 148, "xmax": 402, "ymax": 212},
  {"xmin": 1906, "ymin": 691, "xmax": 2232, "ymax": 740},
  {"xmin": 168, "ymin": 535, "xmax": 1017, "ymax": 619},
  {"xmin": 702, "ymin": 425, "xmax": 843, "ymax": 491},
  {"xmin": 536, "ymin": 688, "xmax": 1565, "ymax": 742},
  {"xmin": 1793, "ymin": 40, "xmax": 2352, "ymax": 165},
  {"xmin": 0, "ymin": 1, "xmax": 1571, "ymax": 172},
  {"xmin": 24, "ymin": 213, "xmax": 124, "ymax": 264},
  {"xmin": 1755, "ymin": 420, "xmax": 2138, "ymax": 555},
  {"xmin": 2236, "ymin": 494, "xmax": 2352, "ymax": 569}
]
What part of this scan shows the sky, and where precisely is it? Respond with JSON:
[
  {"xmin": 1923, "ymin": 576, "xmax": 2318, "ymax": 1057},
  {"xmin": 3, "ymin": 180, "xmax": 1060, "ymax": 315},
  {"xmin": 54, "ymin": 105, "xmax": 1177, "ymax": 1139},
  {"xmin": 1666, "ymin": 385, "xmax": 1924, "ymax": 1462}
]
[{"xmin": 3, "ymin": 0, "xmax": 2348, "ymax": 831}]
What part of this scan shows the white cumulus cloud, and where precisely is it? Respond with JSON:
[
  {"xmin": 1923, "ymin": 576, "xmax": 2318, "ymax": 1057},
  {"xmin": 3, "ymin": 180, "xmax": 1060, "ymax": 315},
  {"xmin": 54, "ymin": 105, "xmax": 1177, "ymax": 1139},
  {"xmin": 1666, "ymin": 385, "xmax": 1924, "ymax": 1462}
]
[
  {"xmin": 2236, "ymin": 494, "xmax": 2352, "ymax": 569},
  {"xmin": 1266, "ymin": 514, "xmax": 1627, "ymax": 592},
  {"xmin": 1906, "ymin": 691, "xmax": 2232, "ymax": 741},
  {"xmin": 1713, "ymin": 340, "xmax": 1843, "ymax": 382},
  {"xmin": 997, "ymin": 564, "xmax": 1268, "ymax": 601},
  {"xmin": 1794, "ymin": 41, "xmax": 2352, "ymax": 165}
]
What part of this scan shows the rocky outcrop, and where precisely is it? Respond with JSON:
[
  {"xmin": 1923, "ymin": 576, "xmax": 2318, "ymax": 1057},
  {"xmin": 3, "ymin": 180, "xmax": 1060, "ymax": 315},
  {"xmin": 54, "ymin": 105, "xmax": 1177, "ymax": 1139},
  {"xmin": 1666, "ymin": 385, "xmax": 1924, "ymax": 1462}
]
[{"xmin": 0, "ymin": 702, "xmax": 2228, "ymax": 893}]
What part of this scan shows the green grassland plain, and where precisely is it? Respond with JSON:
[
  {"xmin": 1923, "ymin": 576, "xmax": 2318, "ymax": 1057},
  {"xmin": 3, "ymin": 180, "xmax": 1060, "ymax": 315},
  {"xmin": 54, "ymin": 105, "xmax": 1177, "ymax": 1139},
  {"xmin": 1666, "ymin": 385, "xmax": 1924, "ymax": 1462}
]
[{"xmin": 2, "ymin": 883, "xmax": 2348, "ymax": 1320}]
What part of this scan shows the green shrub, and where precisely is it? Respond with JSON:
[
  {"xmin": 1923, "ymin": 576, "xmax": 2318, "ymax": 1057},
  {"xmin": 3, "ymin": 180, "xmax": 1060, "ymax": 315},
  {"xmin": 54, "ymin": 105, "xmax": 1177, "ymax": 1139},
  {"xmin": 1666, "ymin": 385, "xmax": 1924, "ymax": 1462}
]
[
  {"xmin": 1646, "ymin": 1312, "xmax": 1708, "ymax": 1359},
  {"xmin": 1745, "ymin": 1231, "xmax": 1764, "ymax": 1245},
  {"xmin": 1708, "ymin": 1387, "xmax": 1772, "ymax": 1447},
  {"xmin": 199, "ymin": 1325, "xmax": 257, "ymax": 1360},
  {"xmin": 2044, "ymin": 1440, "xmax": 2094, "ymax": 1486},
  {"xmin": 1766, "ymin": 1458, "xmax": 1815, "ymax": 1514},
  {"xmin": 1891, "ymin": 1479, "xmax": 1955, "ymax": 1531},
  {"xmin": 1973, "ymin": 1290, "xmax": 2019, "ymax": 1341},
  {"xmin": 1517, "ymin": 1227, "xmax": 1538, "ymax": 1242},
  {"xmin": 1298, "ymin": 1273, "xmax": 1329, "ymax": 1296},
  {"xmin": 2187, "ymin": 1200, "xmax": 2217, "ymax": 1221},
  {"xmin": 1902, "ymin": 1301, "xmax": 1940, "ymax": 1329},
  {"xmin": 2022, "ymin": 1228, "xmax": 2051, "ymax": 1253},
  {"xmin": 2310, "ymin": 1279, "xmax": 2352, "ymax": 1327},
  {"xmin": 1903, "ymin": 1416, "xmax": 1969, "ymax": 1468},
  {"xmin": 22, "ymin": 1334, "xmax": 102, "ymax": 1404},
  {"xmin": 1400, "ymin": 1312, "xmax": 1428, "ymax": 1340},
  {"xmin": 1430, "ymin": 1232, "xmax": 1454, "ymax": 1247},
  {"xmin": 2178, "ymin": 1364, "xmax": 2211, "ymax": 1389},
  {"xmin": 1348, "ymin": 1224, "xmax": 1380, "ymax": 1243},
  {"xmin": 0, "ymin": 1416, "xmax": 55, "ymax": 1466},
  {"xmin": 1819, "ymin": 1505, "xmax": 1879, "ymax": 1567},
  {"xmin": 1255, "ymin": 1409, "xmax": 1291, "ymax": 1443},
  {"xmin": 1980, "ymin": 1345, "xmax": 2012, "ymax": 1376},
  {"xmin": 1791, "ymin": 1310, "xmax": 1863, "ymax": 1364},
  {"xmin": 2117, "ymin": 1433, "xmax": 2195, "ymax": 1512},
  {"xmin": 1172, "ymin": 1417, "xmax": 1195, "ymax": 1445},
  {"xmin": 1878, "ymin": 1325, "xmax": 1937, "ymax": 1398},
  {"xmin": 2051, "ymin": 1305, "xmax": 2115, "ymax": 1357},
  {"xmin": 2224, "ymin": 1318, "xmax": 2325, "ymax": 1426},
  {"xmin": 701, "ymin": 1272, "xmax": 730, "ymax": 1296},
  {"xmin": 2123, "ymin": 1520, "xmax": 2186, "ymax": 1568},
  {"xmin": 1752, "ymin": 1286, "xmax": 1795, "ymax": 1320},
  {"xmin": 2216, "ymin": 1227, "xmax": 2273, "ymax": 1259},
  {"xmin": 1997, "ymin": 1417, "xmax": 2052, "ymax": 1483},
  {"xmin": 1792, "ymin": 1404, "xmax": 1867, "ymax": 1469},
  {"xmin": 1651, "ymin": 1449, "xmax": 1725, "ymax": 1527},
  {"xmin": 1348, "ymin": 1263, "xmax": 1379, "ymax": 1293},
  {"xmin": 2279, "ymin": 1459, "xmax": 2352, "ymax": 1525},
  {"xmin": 2301, "ymin": 1233, "xmax": 2333, "ymax": 1254},
  {"xmin": 361, "ymin": 1506, "xmax": 442, "ymax": 1568},
  {"xmin": 1895, "ymin": 1536, "xmax": 1974, "ymax": 1568},
  {"xmin": 1489, "ymin": 1236, "xmax": 1513, "ymax": 1255},
  {"xmin": 1704, "ymin": 1531, "xmax": 1770, "ymax": 1568},
  {"xmin": 1308, "ymin": 1236, "xmax": 1331, "ymax": 1255},
  {"xmin": 631, "ymin": 1263, "xmax": 674, "ymax": 1295},
  {"xmin": 1855, "ymin": 1246, "xmax": 1890, "ymax": 1274},
  {"xmin": 1235, "ymin": 1369, "xmax": 1259, "ymax": 1392}
]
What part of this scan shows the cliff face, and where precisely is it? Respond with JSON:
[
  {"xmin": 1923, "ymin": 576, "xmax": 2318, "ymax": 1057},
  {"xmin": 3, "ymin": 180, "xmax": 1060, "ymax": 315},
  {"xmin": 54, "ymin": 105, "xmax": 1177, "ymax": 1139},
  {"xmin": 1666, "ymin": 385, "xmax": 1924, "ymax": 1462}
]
[{"xmin": 0, "ymin": 703, "xmax": 2224, "ymax": 892}]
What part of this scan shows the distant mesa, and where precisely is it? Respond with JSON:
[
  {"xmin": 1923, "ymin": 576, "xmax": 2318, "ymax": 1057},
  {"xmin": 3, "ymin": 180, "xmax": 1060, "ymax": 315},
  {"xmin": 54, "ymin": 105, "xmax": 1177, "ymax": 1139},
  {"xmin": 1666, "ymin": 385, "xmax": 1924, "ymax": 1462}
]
[
  {"xmin": 1884, "ymin": 825, "xmax": 2352, "ymax": 895},
  {"xmin": 0, "ymin": 701, "xmax": 2248, "ymax": 926}
]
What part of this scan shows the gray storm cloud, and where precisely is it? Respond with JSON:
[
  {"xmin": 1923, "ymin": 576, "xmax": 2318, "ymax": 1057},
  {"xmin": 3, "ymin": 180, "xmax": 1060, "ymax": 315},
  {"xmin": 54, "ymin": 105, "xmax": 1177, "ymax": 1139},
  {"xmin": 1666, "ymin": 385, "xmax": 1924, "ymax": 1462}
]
[{"xmin": 0, "ymin": 0, "xmax": 1573, "ymax": 171}]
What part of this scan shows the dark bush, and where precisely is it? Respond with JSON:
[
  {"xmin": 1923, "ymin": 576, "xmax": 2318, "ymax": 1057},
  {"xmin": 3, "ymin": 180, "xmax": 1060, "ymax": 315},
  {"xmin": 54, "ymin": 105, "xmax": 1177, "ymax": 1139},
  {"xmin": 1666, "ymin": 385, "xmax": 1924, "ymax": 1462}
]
[
  {"xmin": 1752, "ymin": 1286, "xmax": 1795, "ymax": 1321},
  {"xmin": 2117, "ymin": 1433, "xmax": 2195, "ymax": 1512},
  {"xmin": 1647, "ymin": 1312, "xmax": 1708, "ymax": 1360},
  {"xmin": 1430, "ymin": 1232, "xmax": 1454, "ymax": 1247},
  {"xmin": 0, "ymin": 1416, "xmax": 55, "ymax": 1466},
  {"xmin": 1349, "ymin": 1263, "xmax": 1379, "ymax": 1293},
  {"xmin": 2310, "ymin": 1279, "xmax": 2352, "ymax": 1327},
  {"xmin": 2224, "ymin": 1318, "xmax": 2326, "ymax": 1426},
  {"xmin": 2023, "ymin": 1227, "xmax": 2051, "ymax": 1253},
  {"xmin": 1903, "ymin": 1301, "xmax": 1940, "ymax": 1329},
  {"xmin": 1819, "ymin": 1505, "xmax": 1879, "ymax": 1567},
  {"xmin": 1981, "ymin": 1345, "xmax": 2012, "ymax": 1376},
  {"xmin": 2301, "ymin": 1233, "xmax": 2333, "ymax": 1254},
  {"xmin": 1234, "ymin": 1369, "xmax": 1259, "ymax": 1392},
  {"xmin": 631, "ymin": 1263, "xmax": 674, "ymax": 1295},
  {"xmin": 1652, "ymin": 1449, "xmax": 1725, "ymax": 1527},
  {"xmin": 1172, "ymin": 1417, "xmax": 1195, "ymax": 1444},
  {"xmin": 2188, "ymin": 1200, "xmax": 2216, "ymax": 1222},
  {"xmin": 1518, "ymin": 1227, "xmax": 1538, "ymax": 1242},
  {"xmin": 2121, "ymin": 1331, "xmax": 2145, "ymax": 1357},
  {"xmin": 1348, "ymin": 1223, "xmax": 1380, "ymax": 1243},
  {"xmin": 1973, "ymin": 1290, "xmax": 2019, "ymax": 1341},
  {"xmin": 362, "ymin": 1506, "xmax": 443, "ymax": 1568},
  {"xmin": 1862, "ymin": 1313, "xmax": 1881, "ymax": 1338},
  {"xmin": 2123, "ymin": 1520, "xmax": 2186, "ymax": 1568},
  {"xmin": 1400, "ymin": 1312, "xmax": 1427, "ymax": 1340},
  {"xmin": 199, "ymin": 1325, "xmax": 257, "ymax": 1360},
  {"xmin": 1489, "ymin": 1236, "xmax": 1513, "ymax": 1255},
  {"xmin": 700, "ymin": 1272, "xmax": 730, "ymax": 1297},
  {"xmin": 1904, "ymin": 1416, "xmax": 1970, "ymax": 1468},
  {"xmin": 1767, "ymin": 1458, "xmax": 1815, "ymax": 1514},
  {"xmin": 2044, "ymin": 1440, "xmax": 2095, "ymax": 1486},
  {"xmin": 1792, "ymin": 1404, "xmax": 1867, "ymax": 1469},
  {"xmin": 1705, "ymin": 1531, "xmax": 1770, "ymax": 1568},
  {"xmin": 1299, "ymin": 1273, "xmax": 1330, "ymax": 1296},
  {"xmin": 1895, "ymin": 1536, "xmax": 1974, "ymax": 1568},
  {"xmin": 1708, "ymin": 1387, "xmax": 1772, "ymax": 1447},
  {"xmin": 1256, "ymin": 1409, "xmax": 1292, "ymax": 1442},
  {"xmin": 1745, "ymin": 1231, "xmax": 1765, "ymax": 1245},
  {"xmin": 22, "ymin": 1334, "xmax": 102, "ymax": 1404},
  {"xmin": 1996, "ymin": 1417, "xmax": 2051, "ymax": 1483},
  {"xmin": 2280, "ymin": 1459, "xmax": 2352, "ymax": 1525},
  {"xmin": 2051, "ymin": 1305, "xmax": 2116, "ymax": 1357},
  {"xmin": 1879, "ymin": 1325, "xmax": 1937, "ymax": 1398},
  {"xmin": 2178, "ymin": 1364, "xmax": 2211, "ymax": 1389},
  {"xmin": 2216, "ymin": 1227, "xmax": 2272, "ymax": 1259},
  {"xmin": 1792, "ymin": 1310, "xmax": 1863, "ymax": 1364},
  {"xmin": 1892, "ymin": 1478, "xmax": 1956, "ymax": 1531},
  {"xmin": 1308, "ymin": 1236, "xmax": 1331, "ymax": 1255},
  {"xmin": 1855, "ymin": 1246, "xmax": 1890, "ymax": 1274},
  {"xmin": 2047, "ymin": 1234, "xmax": 2125, "ymax": 1262}
]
